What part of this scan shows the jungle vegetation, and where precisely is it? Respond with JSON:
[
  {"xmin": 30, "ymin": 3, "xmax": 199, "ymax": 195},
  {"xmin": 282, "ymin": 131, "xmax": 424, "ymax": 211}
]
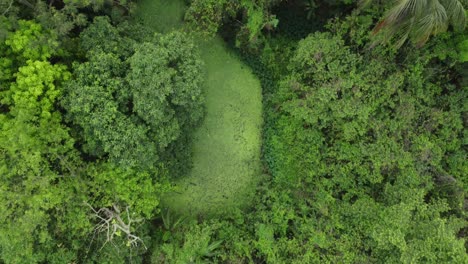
[{"xmin": 0, "ymin": 0, "xmax": 467, "ymax": 263}]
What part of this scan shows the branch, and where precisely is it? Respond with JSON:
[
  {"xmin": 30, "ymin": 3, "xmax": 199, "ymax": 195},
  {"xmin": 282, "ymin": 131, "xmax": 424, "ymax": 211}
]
[
  {"xmin": 1, "ymin": 0, "xmax": 13, "ymax": 16},
  {"xmin": 17, "ymin": 0, "xmax": 34, "ymax": 9},
  {"xmin": 56, "ymin": 154, "xmax": 77, "ymax": 177},
  {"xmin": 84, "ymin": 202, "xmax": 147, "ymax": 251}
]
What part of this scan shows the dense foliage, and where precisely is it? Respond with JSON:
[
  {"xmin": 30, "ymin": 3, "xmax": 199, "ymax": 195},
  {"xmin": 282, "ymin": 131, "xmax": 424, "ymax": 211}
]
[
  {"xmin": 62, "ymin": 17, "xmax": 204, "ymax": 171},
  {"xmin": 185, "ymin": 0, "xmax": 282, "ymax": 46},
  {"xmin": 261, "ymin": 28, "xmax": 467, "ymax": 262},
  {"xmin": 0, "ymin": 0, "xmax": 466, "ymax": 263}
]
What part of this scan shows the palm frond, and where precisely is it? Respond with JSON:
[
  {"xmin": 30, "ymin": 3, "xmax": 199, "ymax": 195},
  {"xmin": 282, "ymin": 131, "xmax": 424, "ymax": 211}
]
[
  {"xmin": 206, "ymin": 240, "xmax": 223, "ymax": 252},
  {"xmin": 441, "ymin": 0, "xmax": 466, "ymax": 30},
  {"xmin": 372, "ymin": 0, "xmax": 466, "ymax": 48},
  {"xmin": 202, "ymin": 239, "xmax": 223, "ymax": 257},
  {"xmin": 413, "ymin": 0, "xmax": 448, "ymax": 38},
  {"xmin": 385, "ymin": 0, "xmax": 423, "ymax": 26},
  {"xmin": 358, "ymin": 0, "xmax": 374, "ymax": 9},
  {"xmin": 391, "ymin": 19, "xmax": 413, "ymax": 48},
  {"xmin": 431, "ymin": 0, "xmax": 450, "ymax": 33}
]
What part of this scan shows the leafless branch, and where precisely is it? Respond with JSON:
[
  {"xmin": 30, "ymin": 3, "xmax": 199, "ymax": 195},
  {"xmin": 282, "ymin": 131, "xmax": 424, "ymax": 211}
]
[
  {"xmin": 17, "ymin": 0, "xmax": 34, "ymax": 9},
  {"xmin": 55, "ymin": 154, "xmax": 78, "ymax": 177},
  {"xmin": 84, "ymin": 202, "xmax": 147, "ymax": 251},
  {"xmin": 1, "ymin": 0, "xmax": 13, "ymax": 16}
]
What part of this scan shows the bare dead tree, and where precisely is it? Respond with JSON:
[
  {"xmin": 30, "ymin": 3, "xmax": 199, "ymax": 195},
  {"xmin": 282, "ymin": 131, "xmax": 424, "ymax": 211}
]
[{"xmin": 85, "ymin": 202, "xmax": 147, "ymax": 251}]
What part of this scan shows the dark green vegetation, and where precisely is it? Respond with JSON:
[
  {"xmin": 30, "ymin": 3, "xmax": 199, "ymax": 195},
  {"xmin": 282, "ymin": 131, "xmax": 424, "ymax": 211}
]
[{"xmin": 0, "ymin": 0, "xmax": 467, "ymax": 263}]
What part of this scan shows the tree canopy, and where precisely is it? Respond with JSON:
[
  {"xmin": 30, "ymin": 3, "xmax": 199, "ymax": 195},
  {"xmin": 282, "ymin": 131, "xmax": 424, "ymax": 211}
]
[
  {"xmin": 0, "ymin": 0, "xmax": 466, "ymax": 263},
  {"xmin": 61, "ymin": 17, "xmax": 204, "ymax": 170}
]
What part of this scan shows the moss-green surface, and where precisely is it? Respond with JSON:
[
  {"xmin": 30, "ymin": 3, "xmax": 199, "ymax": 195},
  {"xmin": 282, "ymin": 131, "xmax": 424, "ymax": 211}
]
[{"xmin": 136, "ymin": 0, "xmax": 263, "ymax": 216}]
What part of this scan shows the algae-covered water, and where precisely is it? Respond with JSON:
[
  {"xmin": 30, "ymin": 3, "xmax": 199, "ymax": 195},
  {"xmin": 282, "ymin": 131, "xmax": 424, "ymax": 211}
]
[{"xmin": 136, "ymin": 0, "xmax": 263, "ymax": 216}]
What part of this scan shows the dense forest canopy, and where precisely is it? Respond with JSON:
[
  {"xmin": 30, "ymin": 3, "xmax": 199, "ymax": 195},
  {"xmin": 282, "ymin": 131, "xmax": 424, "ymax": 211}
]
[{"xmin": 0, "ymin": 0, "xmax": 467, "ymax": 263}]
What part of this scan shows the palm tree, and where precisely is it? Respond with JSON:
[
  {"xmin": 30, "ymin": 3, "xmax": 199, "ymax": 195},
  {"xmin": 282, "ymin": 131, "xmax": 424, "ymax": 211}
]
[
  {"xmin": 304, "ymin": 0, "xmax": 317, "ymax": 20},
  {"xmin": 362, "ymin": 0, "xmax": 466, "ymax": 48}
]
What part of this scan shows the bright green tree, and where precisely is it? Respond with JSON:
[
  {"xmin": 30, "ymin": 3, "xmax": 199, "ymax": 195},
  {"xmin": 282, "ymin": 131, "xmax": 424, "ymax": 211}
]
[
  {"xmin": 261, "ymin": 28, "xmax": 467, "ymax": 262},
  {"xmin": 0, "ymin": 27, "xmax": 88, "ymax": 262}
]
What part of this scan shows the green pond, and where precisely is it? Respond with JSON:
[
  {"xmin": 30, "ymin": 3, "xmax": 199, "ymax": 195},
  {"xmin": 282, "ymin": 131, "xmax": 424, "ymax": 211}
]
[{"xmin": 136, "ymin": 0, "xmax": 263, "ymax": 216}]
